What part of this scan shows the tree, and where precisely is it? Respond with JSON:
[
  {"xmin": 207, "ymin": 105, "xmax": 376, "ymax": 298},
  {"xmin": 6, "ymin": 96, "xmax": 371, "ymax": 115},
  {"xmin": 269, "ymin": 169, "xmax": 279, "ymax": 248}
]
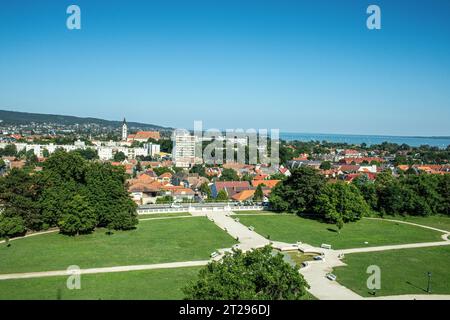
[
  {"xmin": 200, "ymin": 182, "xmax": 211, "ymax": 198},
  {"xmin": 113, "ymin": 151, "xmax": 126, "ymax": 162},
  {"xmin": 72, "ymin": 148, "xmax": 98, "ymax": 160},
  {"xmin": 153, "ymin": 167, "xmax": 172, "ymax": 176},
  {"xmin": 58, "ymin": 194, "xmax": 97, "ymax": 235},
  {"xmin": 135, "ymin": 161, "xmax": 142, "ymax": 172},
  {"xmin": 219, "ymin": 168, "xmax": 239, "ymax": 181},
  {"xmin": 254, "ymin": 184, "xmax": 264, "ymax": 202},
  {"xmin": 0, "ymin": 216, "xmax": 26, "ymax": 239},
  {"xmin": 42, "ymin": 148, "xmax": 50, "ymax": 158},
  {"xmin": 0, "ymin": 168, "xmax": 43, "ymax": 230},
  {"xmin": 352, "ymin": 174, "xmax": 378, "ymax": 211},
  {"xmin": 156, "ymin": 195, "xmax": 173, "ymax": 204},
  {"xmin": 267, "ymin": 192, "xmax": 289, "ymax": 212},
  {"xmin": 25, "ymin": 150, "xmax": 38, "ymax": 167},
  {"xmin": 83, "ymin": 162, "xmax": 138, "ymax": 230},
  {"xmin": 0, "ymin": 144, "xmax": 17, "ymax": 157},
  {"xmin": 191, "ymin": 164, "xmax": 207, "ymax": 178},
  {"xmin": 43, "ymin": 150, "xmax": 86, "ymax": 183},
  {"xmin": 216, "ymin": 189, "xmax": 229, "ymax": 201},
  {"xmin": 159, "ymin": 139, "xmax": 173, "ymax": 153},
  {"xmin": 183, "ymin": 246, "xmax": 309, "ymax": 300},
  {"xmin": 314, "ymin": 182, "xmax": 370, "ymax": 223},
  {"xmin": 319, "ymin": 161, "xmax": 331, "ymax": 170},
  {"xmin": 437, "ymin": 174, "xmax": 450, "ymax": 216},
  {"xmin": 335, "ymin": 217, "xmax": 344, "ymax": 234},
  {"xmin": 270, "ymin": 172, "xmax": 287, "ymax": 181},
  {"xmin": 269, "ymin": 167, "xmax": 325, "ymax": 214}
]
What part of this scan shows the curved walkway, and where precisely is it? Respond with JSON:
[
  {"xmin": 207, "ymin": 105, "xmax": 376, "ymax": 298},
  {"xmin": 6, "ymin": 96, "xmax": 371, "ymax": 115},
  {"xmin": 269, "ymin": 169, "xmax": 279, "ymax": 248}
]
[
  {"xmin": 302, "ymin": 218, "xmax": 450, "ymax": 300},
  {"xmin": 364, "ymin": 217, "xmax": 450, "ymax": 234},
  {"xmin": 0, "ymin": 260, "xmax": 209, "ymax": 281},
  {"xmin": 0, "ymin": 229, "xmax": 59, "ymax": 245}
]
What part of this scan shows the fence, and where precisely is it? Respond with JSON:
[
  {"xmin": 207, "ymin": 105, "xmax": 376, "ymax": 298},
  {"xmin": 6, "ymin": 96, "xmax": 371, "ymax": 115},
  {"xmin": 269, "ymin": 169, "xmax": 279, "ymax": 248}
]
[{"xmin": 137, "ymin": 205, "xmax": 266, "ymax": 215}]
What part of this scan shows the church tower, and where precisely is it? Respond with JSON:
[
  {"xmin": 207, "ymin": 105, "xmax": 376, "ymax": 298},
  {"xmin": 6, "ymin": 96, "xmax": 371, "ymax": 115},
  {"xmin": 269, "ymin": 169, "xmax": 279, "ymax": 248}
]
[{"xmin": 121, "ymin": 118, "xmax": 128, "ymax": 141}]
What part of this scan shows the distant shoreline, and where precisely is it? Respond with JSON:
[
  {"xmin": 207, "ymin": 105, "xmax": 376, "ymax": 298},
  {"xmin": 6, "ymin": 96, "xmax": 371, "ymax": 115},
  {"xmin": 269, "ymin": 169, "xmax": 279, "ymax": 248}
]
[
  {"xmin": 281, "ymin": 132, "xmax": 450, "ymax": 140},
  {"xmin": 279, "ymin": 132, "xmax": 450, "ymax": 148}
]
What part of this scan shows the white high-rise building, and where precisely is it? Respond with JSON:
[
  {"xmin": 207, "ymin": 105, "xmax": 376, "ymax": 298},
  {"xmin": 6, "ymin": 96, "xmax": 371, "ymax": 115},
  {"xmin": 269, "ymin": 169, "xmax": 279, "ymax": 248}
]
[
  {"xmin": 172, "ymin": 129, "xmax": 198, "ymax": 168},
  {"xmin": 121, "ymin": 118, "xmax": 128, "ymax": 141}
]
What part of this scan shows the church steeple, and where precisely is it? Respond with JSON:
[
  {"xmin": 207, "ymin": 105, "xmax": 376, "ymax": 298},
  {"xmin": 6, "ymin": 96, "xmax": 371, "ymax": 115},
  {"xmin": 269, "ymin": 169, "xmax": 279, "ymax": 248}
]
[{"xmin": 121, "ymin": 117, "xmax": 128, "ymax": 141}]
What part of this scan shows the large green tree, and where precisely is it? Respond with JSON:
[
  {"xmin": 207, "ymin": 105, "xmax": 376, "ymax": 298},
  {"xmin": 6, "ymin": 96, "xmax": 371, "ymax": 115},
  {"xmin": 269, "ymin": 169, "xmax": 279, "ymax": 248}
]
[
  {"xmin": 183, "ymin": 246, "xmax": 310, "ymax": 300},
  {"xmin": 219, "ymin": 168, "xmax": 239, "ymax": 181},
  {"xmin": 58, "ymin": 194, "xmax": 97, "ymax": 235},
  {"xmin": 0, "ymin": 168, "xmax": 43, "ymax": 230},
  {"xmin": 269, "ymin": 166, "xmax": 325, "ymax": 213},
  {"xmin": 0, "ymin": 216, "xmax": 26, "ymax": 239},
  {"xmin": 216, "ymin": 189, "xmax": 229, "ymax": 201},
  {"xmin": 253, "ymin": 184, "xmax": 264, "ymax": 202},
  {"xmin": 314, "ymin": 182, "xmax": 370, "ymax": 223}
]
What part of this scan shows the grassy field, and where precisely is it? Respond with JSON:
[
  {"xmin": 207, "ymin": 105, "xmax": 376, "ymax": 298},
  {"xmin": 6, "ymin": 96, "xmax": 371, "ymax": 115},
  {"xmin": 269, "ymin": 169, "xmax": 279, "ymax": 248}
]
[
  {"xmin": 0, "ymin": 267, "xmax": 201, "ymax": 300},
  {"xmin": 333, "ymin": 245, "xmax": 450, "ymax": 297},
  {"xmin": 138, "ymin": 212, "xmax": 191, "ymax": 219},
  {"xmin": 383, "ymin": 215, "xmax": 450, "ymax": 232},
  {"xmin": 238, "ymin": 215, "xmax": 444, "ymax": 249},
  {"xmin": 0, "ymin": 217, "xmax": 236, "ymax": 274}
]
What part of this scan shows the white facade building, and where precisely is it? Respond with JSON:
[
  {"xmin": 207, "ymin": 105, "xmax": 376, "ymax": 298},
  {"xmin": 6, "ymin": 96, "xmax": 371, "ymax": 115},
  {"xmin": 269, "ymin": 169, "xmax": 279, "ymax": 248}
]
[
  {"xmin": 1, "ymin": 140, "xmax": 160, "ymax": 161},
  {"xmin": 172, "ymin": 129, "xmax": 198, "ymax": 168}
]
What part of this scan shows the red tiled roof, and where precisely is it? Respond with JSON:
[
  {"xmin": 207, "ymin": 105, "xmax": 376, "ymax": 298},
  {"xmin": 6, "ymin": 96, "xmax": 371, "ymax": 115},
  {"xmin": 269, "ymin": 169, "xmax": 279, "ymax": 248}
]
[{"xmin": 252, "ymin": 180, "xmax": 281, "ymax": 189}]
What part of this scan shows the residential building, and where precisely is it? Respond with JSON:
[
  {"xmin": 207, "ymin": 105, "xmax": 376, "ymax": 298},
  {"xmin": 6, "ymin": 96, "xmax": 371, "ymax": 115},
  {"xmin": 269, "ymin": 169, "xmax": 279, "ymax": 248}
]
[{"xmin": 172, "ymin": 129, "xmax": 198, "ymax": 168}]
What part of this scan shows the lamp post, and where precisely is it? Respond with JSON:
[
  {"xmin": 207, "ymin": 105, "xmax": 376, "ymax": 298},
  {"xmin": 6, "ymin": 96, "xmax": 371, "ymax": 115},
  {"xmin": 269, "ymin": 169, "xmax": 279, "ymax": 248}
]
[{"xmin": 427, "ymin": 272, "xmax": 432, "ymax": 294}]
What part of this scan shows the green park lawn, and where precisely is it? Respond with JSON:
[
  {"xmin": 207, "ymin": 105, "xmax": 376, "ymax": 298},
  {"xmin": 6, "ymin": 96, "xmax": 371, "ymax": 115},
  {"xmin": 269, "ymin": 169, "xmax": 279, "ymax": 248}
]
[
  {"xmin": 138, "ymin": 212, "xmax": 191, "ymax": 219},
  {"xmin": 333, "ymin": 245, "xmax": 450, "ymax": 297},
  {"xmin": 384, "ymin": 215, "xmax": 450, "ymax": 233},
  {"xmin": 238, "ymin": 215, "xmax": 444, "ymax": 249},
  {"xmin": 0, "ymin": 267, "xmax": 201, "ymax": 300},
  {"xmin": 0, "ymin": 217, "xmax": 236, "ymax": 274}
]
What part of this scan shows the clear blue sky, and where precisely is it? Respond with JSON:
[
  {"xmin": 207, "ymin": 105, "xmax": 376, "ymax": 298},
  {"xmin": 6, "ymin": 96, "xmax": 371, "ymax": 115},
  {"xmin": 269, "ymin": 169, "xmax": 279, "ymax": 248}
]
[{"xmin": 1, "ymin": 0, "xmax": 449, "ymax": 136}]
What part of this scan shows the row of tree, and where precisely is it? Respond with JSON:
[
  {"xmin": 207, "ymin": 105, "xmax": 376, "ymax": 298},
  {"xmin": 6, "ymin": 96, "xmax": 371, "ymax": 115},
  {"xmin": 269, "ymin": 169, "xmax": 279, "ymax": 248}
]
[
  {"xmin": 269, "ymin": 166, "xmax": 450, "ymax": 229},
  {"xmin": 0, "ymin": 150, "xmax": 138, "ymax": 238},
  {"xmin": 353, "ymin": 171, "xmax": 450, "ymax": 216}
]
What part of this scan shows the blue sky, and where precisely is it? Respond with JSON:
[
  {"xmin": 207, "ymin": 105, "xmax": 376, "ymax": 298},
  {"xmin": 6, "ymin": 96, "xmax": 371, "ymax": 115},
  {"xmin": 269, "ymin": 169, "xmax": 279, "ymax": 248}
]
[{"xmin": 1, "ymin": 0, "xmax": 449, "ymax": 136}]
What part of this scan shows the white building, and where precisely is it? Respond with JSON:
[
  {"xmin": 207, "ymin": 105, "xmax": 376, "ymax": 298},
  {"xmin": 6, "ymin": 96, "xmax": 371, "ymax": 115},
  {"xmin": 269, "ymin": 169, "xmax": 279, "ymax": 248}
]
[
  {"xmin": 98, "ymin": 147, "xmax": 113, "ymax": 160},
  {"xmin": 172, "ymin": 129, "xmax": 198, "ymax": 168},
  {"xmin": 146, "ymin": 143, "xmax": 160, "ymax": 156},
  {"xmin": 1, "ymin": 140, "xmax": 160, "ymax": 161}
]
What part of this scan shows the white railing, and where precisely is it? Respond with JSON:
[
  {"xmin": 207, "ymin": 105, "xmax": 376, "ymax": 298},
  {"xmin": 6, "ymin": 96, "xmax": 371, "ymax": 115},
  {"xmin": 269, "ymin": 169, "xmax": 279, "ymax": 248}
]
[
  {"xmin": 137, "ymin": 208, "xmax": 187, "ymax": 215},
  {"xmin": 231, "ymin": 206, "xmax": 265, "ymax": 211},
  {"xmin": 137, "ymin": 205, "xmax": 267, "ymax": 214}
]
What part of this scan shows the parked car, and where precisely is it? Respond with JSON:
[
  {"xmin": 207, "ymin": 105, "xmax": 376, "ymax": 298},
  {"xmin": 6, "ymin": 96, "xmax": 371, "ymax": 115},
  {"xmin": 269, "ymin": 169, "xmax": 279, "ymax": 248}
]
[
  {"xmin": 326, "ymin": 273, "xmax": 337, "ymax": 281},
  {"xmin": 313, "ymin": 255, "xmax": 324, "ymax": 261}
]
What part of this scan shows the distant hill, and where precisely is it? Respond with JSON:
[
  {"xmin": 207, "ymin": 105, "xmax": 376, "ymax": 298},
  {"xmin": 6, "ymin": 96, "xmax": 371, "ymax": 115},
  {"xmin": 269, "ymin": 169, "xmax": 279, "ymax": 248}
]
[{"xmin": 0, "ymin": 110, "xmax": 171, "ymax": 130}]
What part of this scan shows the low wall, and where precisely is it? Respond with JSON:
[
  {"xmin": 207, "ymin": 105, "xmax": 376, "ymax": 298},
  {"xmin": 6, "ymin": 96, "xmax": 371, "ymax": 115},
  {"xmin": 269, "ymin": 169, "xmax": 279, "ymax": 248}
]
[{"xmin": 137, "ymin": 205, "xmax": 267, "ymax": 214}]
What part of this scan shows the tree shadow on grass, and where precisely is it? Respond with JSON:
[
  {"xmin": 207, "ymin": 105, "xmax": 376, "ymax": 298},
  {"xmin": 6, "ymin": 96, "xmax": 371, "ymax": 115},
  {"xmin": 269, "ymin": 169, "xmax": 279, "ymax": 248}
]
[
  {"xmin": 406, "ymin": 281, "xmax": 428, "ymax": 293},
  {"xmin": 327, "ymin": 228, "xmax": 338, "ymax": 233}
]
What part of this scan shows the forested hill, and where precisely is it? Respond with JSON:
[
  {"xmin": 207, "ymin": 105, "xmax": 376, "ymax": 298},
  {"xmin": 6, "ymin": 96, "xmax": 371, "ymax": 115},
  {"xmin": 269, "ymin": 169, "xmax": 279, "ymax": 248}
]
[{"xmin": 0, "ymin": 109, "xmax": 171, "ymax": 130}]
